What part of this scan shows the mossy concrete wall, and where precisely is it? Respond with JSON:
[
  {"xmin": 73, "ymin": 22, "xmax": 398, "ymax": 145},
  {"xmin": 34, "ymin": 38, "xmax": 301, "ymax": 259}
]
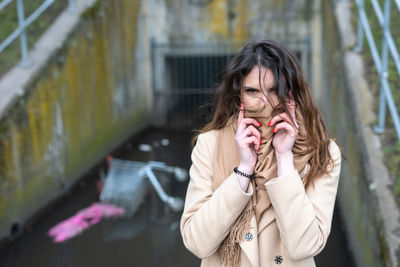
[
  {"xmin": 0, "ymin": 0, "xmax": 146, "ymax": 240},
  {"xmin": 312, "ymin": 0, "xmax": 400, "ymax": 266},
  {"xmin": 318, "ymin": 6, "xmax": 380, "ymax": 265}
]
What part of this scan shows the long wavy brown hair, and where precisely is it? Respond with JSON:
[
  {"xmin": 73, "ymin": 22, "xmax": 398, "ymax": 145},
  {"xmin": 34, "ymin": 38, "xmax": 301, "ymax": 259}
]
[{"xmin": 192, "ymin": 39, "xmax": 342, "ymax": 188}]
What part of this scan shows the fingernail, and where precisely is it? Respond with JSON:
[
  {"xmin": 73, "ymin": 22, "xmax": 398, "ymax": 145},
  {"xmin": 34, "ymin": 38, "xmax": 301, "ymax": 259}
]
[
  {"xmin": 267, "ymin": 121, "xmax": 271, "ymax": 127},
  {"xmin": 272, "ymin": 128, "xmax": 275, "ymax": 133},
  {"xmin": 257, "ymin": 120, "xmax": 262, "ymax": 126}
]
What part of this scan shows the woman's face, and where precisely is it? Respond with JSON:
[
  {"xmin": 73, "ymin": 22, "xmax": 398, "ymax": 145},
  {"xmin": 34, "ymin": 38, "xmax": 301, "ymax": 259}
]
[{"xmin": 240, "ymin": 66, "xmax": 279, "ymax": 107}]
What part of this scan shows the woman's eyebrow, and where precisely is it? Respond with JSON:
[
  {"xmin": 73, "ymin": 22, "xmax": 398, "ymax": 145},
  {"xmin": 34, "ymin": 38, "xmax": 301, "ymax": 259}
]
[{"xmin": 243, "ymin": 86, "xmax": 274, "ymax": 90}]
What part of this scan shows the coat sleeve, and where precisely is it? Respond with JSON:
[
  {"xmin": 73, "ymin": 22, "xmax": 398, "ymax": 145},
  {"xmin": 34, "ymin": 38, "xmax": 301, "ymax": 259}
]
[
  {"xmin": 180, "ymin": 132, "xmax": 254, "ymax": 259},
  {"xmin": 264, "ymin": 140, "xmax": 342, "ymax": 261}
]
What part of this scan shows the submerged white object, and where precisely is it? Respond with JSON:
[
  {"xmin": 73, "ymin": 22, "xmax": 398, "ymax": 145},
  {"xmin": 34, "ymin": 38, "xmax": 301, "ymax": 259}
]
[
  {"xmin": 139, "ymin": 144, "xmax": 153, "ymax": 152},
  {"xmin": 166, "ymin": 197, "xmax": 184, "ymax": 212},
  {"xmin": 161, "ymin": 139, "xmax": 170, "ymax": 146},
  {"xmin": 174, "ymin": 167, "xmax": 188, "ymax": 182}
]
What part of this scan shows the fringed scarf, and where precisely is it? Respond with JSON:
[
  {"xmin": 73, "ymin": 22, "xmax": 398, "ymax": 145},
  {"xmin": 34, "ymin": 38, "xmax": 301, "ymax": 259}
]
[{"xmin": 212, "ymin": 102, "xmax": 312, "ymax": 267}]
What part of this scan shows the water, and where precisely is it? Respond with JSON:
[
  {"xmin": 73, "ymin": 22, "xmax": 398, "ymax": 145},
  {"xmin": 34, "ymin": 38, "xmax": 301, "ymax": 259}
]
[
  {"xmin": 0, "ymin": 127, "xmax": 355, "ymax": 267},
  {"xmin": 0, "ymin": 128, "xmax": 199, "ymax": 267}
]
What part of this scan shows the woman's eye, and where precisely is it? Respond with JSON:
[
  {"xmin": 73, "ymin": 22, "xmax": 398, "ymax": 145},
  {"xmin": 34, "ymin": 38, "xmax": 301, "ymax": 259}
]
[{"xmin": 245, "ymin": 88, "xmax": 258, "ymax": 93}]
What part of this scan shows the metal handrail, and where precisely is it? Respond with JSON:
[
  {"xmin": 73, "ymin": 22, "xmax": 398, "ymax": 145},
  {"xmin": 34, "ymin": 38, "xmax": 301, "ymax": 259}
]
[
  {"xmin": 0, "ymin": 0, "xmax": 76, "ymax": 67},
  {"xmin": 354, "ymin": 0, "xmax": 400, "ymax": 141}
]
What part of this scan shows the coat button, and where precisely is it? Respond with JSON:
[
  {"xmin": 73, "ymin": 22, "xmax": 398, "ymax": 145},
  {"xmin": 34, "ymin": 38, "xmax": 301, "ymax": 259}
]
[
  {"xmin": 274, "ymin": 255, "xmax": 283, "ymax": 264},
  {"xmin": 244, "ymin": 232, "xmax": 253, "ymax": 241}
]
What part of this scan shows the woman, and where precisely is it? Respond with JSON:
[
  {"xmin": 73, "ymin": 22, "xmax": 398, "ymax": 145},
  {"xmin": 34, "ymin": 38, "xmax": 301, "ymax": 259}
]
[{"xmin": 180, "ymin": 39, "xmax": 342, "ymax": 267}]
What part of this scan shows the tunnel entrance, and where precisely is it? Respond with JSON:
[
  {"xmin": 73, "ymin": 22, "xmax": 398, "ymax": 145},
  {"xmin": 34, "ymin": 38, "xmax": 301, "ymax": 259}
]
[
  {"xmin": 162, "ymin": 53, "xmax": 231, "ymax": 128},
  {"xmin": 151, "ymin": 40, "xmax": 311, "ymax": 129}
]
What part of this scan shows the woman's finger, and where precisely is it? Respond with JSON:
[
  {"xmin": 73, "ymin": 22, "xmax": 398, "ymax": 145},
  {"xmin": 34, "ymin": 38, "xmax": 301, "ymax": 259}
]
[
  {"xmin": 238, "ymin": 103, "xmax": 244, "ymax": 124},
  {"xmin": 273, "ymin": 121, "xmax": 298, "ymax": 136},
  {"xmin": 242, "ymin": 136, "xmax": 260, "ymax": 151},
  {"xmin": 238, "ymin": 117, "xmax": 262, "ymax": 132},
  {"xmin": 241, "ymin": 125, "xmax": 261, "ymax": 140},
  {"xmin": 269, "ymin": 112, "xmax": 298, "ymax": 129}
]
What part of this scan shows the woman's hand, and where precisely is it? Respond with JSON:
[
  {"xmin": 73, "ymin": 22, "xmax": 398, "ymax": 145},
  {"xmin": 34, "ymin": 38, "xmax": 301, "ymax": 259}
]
[
  {"xmin": 235, "ymin": 103, "xmax": 262, "ymax": 175},
  {"xmin": 269, "ymin": 92, "xmax": 298, "ymax": 156}
]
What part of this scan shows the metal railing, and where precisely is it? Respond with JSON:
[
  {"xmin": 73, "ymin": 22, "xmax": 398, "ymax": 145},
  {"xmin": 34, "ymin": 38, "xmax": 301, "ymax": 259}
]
[
  {"xmin": 0, "ymin": 0, "xmax": 76, "ymax": 67},
  {"xmin": 354, "ymin": 0, "xmax": 400, "ymax": 141}
]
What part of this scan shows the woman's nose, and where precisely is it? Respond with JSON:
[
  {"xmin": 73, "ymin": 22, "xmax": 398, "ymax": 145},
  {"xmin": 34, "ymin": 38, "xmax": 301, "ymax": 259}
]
[{"xmin": 261, "ymin": 94, "xmax": 268, "ymax": 103}]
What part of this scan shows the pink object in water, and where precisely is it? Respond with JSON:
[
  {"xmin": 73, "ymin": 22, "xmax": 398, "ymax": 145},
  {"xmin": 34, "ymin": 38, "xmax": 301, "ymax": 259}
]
[{"xmin": 48, "ymin": 202, "xmax": 124, "ymax": 243}]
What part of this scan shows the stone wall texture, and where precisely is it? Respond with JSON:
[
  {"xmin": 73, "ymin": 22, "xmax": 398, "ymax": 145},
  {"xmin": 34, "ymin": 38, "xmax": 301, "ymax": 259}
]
[{"xmin": 0, "ymin": 0, "xmax": 146, "ymax": 239}]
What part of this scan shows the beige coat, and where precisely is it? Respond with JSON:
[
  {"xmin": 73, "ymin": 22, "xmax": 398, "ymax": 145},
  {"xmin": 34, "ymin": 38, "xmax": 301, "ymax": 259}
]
[{"xmin": 180, "ymin": 129, "xmax": 342, "ymax": 267}]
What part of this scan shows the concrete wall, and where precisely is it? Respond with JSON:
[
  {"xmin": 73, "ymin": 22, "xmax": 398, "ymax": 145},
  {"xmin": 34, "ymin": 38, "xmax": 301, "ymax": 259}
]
[
  {"xmin": 318, "ymin": 4, "xmax": 381, "ymax": 264},
  {"xmin": 0, "ymin": 0, "xmax": 147, "ymax": 240},
  {"xmin": 312, "ymin": 0, "xmax": 400, "ymax": 266}
]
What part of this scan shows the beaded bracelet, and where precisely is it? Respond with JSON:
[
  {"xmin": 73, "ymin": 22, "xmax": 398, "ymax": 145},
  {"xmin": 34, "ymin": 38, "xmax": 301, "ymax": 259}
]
[{"xmin": 234, "ymin": 167, "xmax": 255, "ymax": 180}]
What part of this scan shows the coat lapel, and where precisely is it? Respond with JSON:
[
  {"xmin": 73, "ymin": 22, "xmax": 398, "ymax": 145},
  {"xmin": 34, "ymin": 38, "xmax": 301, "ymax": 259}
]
[
  {"xmin": 257, "ymin": 206, "xmax": 276, "ymax": 234},
  {"xmin": 239, "ymin": 215, "xmax": 259, "ymax": 267}
]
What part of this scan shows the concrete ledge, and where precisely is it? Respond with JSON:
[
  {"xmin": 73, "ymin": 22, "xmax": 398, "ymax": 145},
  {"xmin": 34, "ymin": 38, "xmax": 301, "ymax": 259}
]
[
  {"xmin": 0, "ymin": 0, "xmax": 96, "ymax": 120},
  {"xmin": 335, "ymin": 1, "xmax": 400, "ymax": 266}
]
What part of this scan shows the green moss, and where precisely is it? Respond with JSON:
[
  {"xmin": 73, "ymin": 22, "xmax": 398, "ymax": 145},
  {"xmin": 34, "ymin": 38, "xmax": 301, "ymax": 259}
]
[
  {"xmin": 81, "ymin": 0, "xmax": 103, "ymax": 19},
  {"xmin": 0, "ymin": 0, "xmax": 68, "ymax": 77}
]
